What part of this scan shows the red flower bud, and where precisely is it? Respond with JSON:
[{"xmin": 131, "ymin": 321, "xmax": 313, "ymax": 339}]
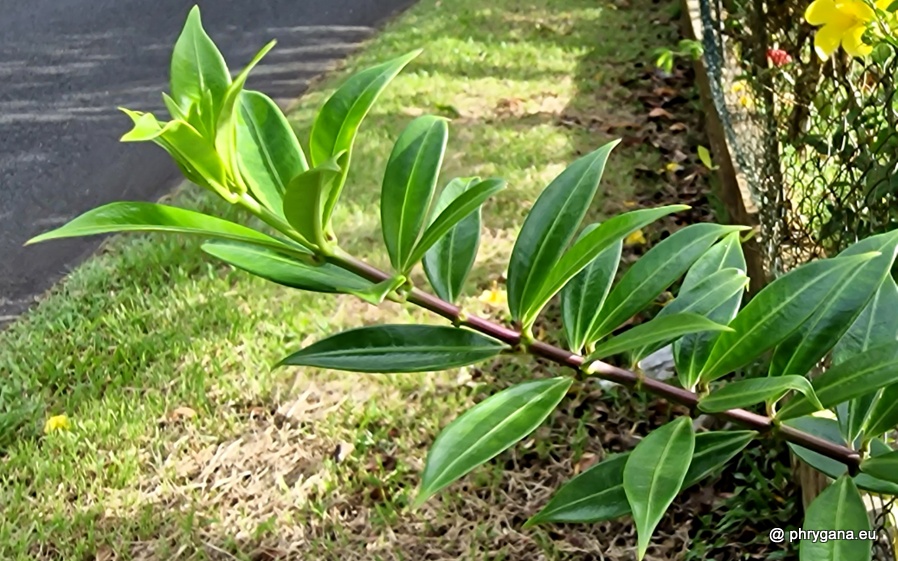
[{"xmin": 767, "ymin": 48, "xmax": 793, "ymax": 67}]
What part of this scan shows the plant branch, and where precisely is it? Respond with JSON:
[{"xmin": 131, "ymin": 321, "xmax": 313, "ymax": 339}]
[{"xmin": 327, "ymin": 251, "xmax": 862, "ymax": 469}]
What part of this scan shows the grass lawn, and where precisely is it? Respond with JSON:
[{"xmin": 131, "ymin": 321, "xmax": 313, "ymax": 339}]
[{"xmin": 0, "ymin": 0, "xmax": 693, "ymax": 559}]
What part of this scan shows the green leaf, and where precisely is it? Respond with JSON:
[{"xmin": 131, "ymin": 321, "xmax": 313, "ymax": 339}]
[
  {"xmin": 277, "ymin": 325, "xmax": 507, "ymax": 373},
  {"xmin": 380, "ymin": 116, "xmax": 449, "ymax": 272},
  {"xmin": 525, "ymin": 430, "xmax": 754, "ymax": 527},
  {"xmin": 236, "ymin": 90, "xmax": 309, "ymax": 216},
  {"xmin": 587, "ymin": 313, "xmax": 731, "ymax": 361},
  {"xmin": 309, "ymin": 50, "xmax": 421, "ymax": 229},
  {"xmin": 778, "ymin": 342, "xmax": 898, "ymax": 420},
  {"xmin": 25, "ymin": 202, "xmax": 300, "ymax": 255},
  {"xmin": 769, "ymin": 231, "xmax": 898, "ymax": 378},
  {"xmin": 347, "ymin": 274, "xmax": 406, "ymax": 306},
  {"xmin": 784, "ymin": 416, "xmax": 898, "ymax": 495},
  {"xmin": 561, "ymin": 230, "xmax": 622, "ymax": 353},
  {"xmin": 589, "ymin": 223, "xmax": 746, "ymax": 343},
  {"xmin": 282, "ymin": 153, "xmax": 345, "ymax": 247},
  {"xmin": 698, "ymin": 376, "xmax": 821, "ymax": 414},
  {"xmin": 699, "ymin": 253, "xmax": 880, "ymax": 383},
  {"xmin": 407, "ymin": 178, "xmax": 503, "ymax": 267},
  {"xmin": 633, "ymin": 268, "xmax": 748, "ymax": 362},
  {"xmin": 674, "ymin": 233, "xmax": 747, "ymax": 389},
  {"xmin": 624, "ymin": 417, "xmax": 695, "ymax": 560},
  {"xmin": 800, "ymin": 476, "xmax": 872, "ymax": 561},
  {"xmin": 697, "ymin": 145, "xmax": 718, "ymax": 170},
  {"xmin": 863, "ymin": 382, "xmax": 898, "ymax": 439},
  {"xmin": 423, "ymin": 178, "xmax": 484, "ymax": 303},
  {"xmin": 169, "ymin": 6, "xmax": 230, "ymax": 118},
  {"xmin": 201, "ymin": 241, "xmax": 371, "ymax": 293},
  {"xmin": 527, "ymin": 205, "xmax": 690, "ymax": 329},
  {"xmin": 860, "ymin": 450, "xmax": 898, "ymax": 483},
  {"xmin": 506, "ymin": 141, "xmax": 620, "ymax": 324},
  {"xmin": 415, "ymin": 377, "xmax": 572, "ymax": 507}
]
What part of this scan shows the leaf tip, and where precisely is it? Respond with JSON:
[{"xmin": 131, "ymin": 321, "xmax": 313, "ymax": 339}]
[{"xmin": 521, "ymin": 516, "xmax": 540, "ymax": 529}]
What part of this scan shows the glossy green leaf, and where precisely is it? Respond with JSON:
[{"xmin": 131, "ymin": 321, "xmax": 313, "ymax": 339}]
[
  {"xmin": 408, "ymin": 178, "xmax": 503, "ymax": 267},
  {"xmin": 633, "ymin": 268, "xmax": 748, "ymax": 363},
  {"xmin": 588, "ymin": 313, "xmax": 731, "ymax": 361},
  {"xmin": 415, "ymin": 377, "xmax": 573, "ymax": 507},
  {"xmin": 282, "ymin": 154, "xmax": 345, "ymax": 247},
  {"xmin": 784, "ymin": 416, "xmax": 898, "ymax": 495},
  {"xmin": 863, "ymin": 382, "xmax": 898, "ymax": 439},
  {"xmin": 380, "ymin": 116, "xmax": 448, "ymax": 272},
  {"xmin": 347, "ymin": 274, "xmax": 406, "ymax": 306},
  {"xmin": 201, "ymin": 241, "xmax": 371, "ymax": 293},
  {"xmin": 699, "ymin": 253, "xmax": 879, "ymax": 383},
  {"xmin": 769, "ymin": 231, "xmax": 898, "ymax": 378},
  {"xmin": 800, "ymin": 476, "xmax": 871, "ymax": 561},
  {"xmin": 278, "ymin": 325, "xmax": 507, "ymax": 373},
  {"xmin": 624, "ymin": 417, "xmax": 695, "ymax": 560},
  {"xmin": 423, "ymin": 178, "xmax": 483, "ymax": 303},
  {"xmin": 506, "ymin": 141, "xmax": 620, "ymax": 324},
  {"xmin": 236, "ymin": 90, "xmax": 309, "ymax": 216},
  {"xmin": 589, "ymin": 223, "xmax": 746, "ymax": 343},
  {"xmin": 309, "ymin": 50, "xmax": 421, "ymax": 229},
  {"xmin": 526, "ymin": 430, "xmax": 754, "ymax": 526},
  {"xmin": 860, "ymin": 451, "xmax": 898, "ymax": 483},
  {"xmin": 169, "ymin": 6, "xmax": 230, "ymax": 117},
  {"xmin": 674, "ymin": 233, "xmax": 747, "ymax": 389},
  {"xmin": 778, "ymin": 342, "xmax": 898, "ymax": 420},
  {"xmin": 25, "ymin": 202, "xmax": 300, "ymax": 255},
  {"xmin": 561, "ymin": 230, "xmax": 622, "ymax": 353},
  {"xmin": 698, "ymin": 376, "xmax": 821, "ymax": 413},
  {"xmin": 527, "ymin": 205, "xmax": 689, "ymax": 329}
]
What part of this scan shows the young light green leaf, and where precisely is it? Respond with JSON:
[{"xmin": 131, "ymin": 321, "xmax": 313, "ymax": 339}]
[
  {"xmin": 624, "ymin": 417, "xmax": 695, "ymax": 560},
  {"xmin": 778, "ymin": 341, "xmax": 898, "ymax": 420},
  {"xmin": 561, "ymin": 229, "xmax": 622, "ymax": 353},
  {"xmin": 310, "ymin": 50, "xmax": 421, "ymax": 229},
  {"xmin": 347, "ymin": 275, "xmax": 406, "ymax": 306},
  {"xmin": 699, "ymin": 253, "xmax": 880, "ymax": 383},
  {"xmin": 525, "ymin": 204, "xmax": 690, "ymax": 328},
  {"xmin": 25, "ymin": 201, "xmax": 302, "ymax": 255},
  {"xmin": 279, "ymin": 325, "xmax": 506, "ymax": 373},
  {"xmin": 674, "ymin": 233, "xmax": 747, "ymax": 389},
  {"xmin": 799, "ymin": 476, "xmax": 871, "ymax": 561},
  {"xmin": 589, "ymin": 223, "xmax": 747, "ymax": 343},
  {"xmin": 587, "ymin": 313, "xmax": 731, "ymax": 361},
  {"xmin": 633, "ymin": 268, "xmax": 748, "ymax": 362},
  {"xmin": 526, "ymin": 430, "xmax": 754, "ymax": 527},
  {"xmin": 506, "ymin": 141, "xmax": 620, "ymax": 324},
  {"xmin": 698, "ymin": 376, "xmax": 821, "ymax": 414},
  {"xmin": 785, "ymin": 416, "xmax": 898, "ymax": 495},
  {"xmin": 860, "ymin": 451, "xmax": 898, "ymax": 483},
  {"xmin": 415, "ymin": 377, "xmax": 573, "ymax": 507},
  {"xmin": 169, "ymin": 6, "xmax": 230, "ymax": 116},
  {"xmin": 236, "ymin": 90, "xmax": 309, "ymax": 216},
  {"xmin": 381, "ymin": 116, "xmax": 448, "ymax": 272},
  {"xmin": 423, "ymin": 178, "xmax": 484, "ymax": 303},
  {"xmin": 769, "ymin": 231, "xmax": 898, "ymax": 378},
  {"xmin": 201, "ymin": 241, "xmax": 371, "ymax": 293},
  {"xmin": 862, "ymin": 382, "xmax": 898, "ymax": 439},
  {"xmin": 282, "ymin": 154, "xmax": 345, "ymax": 248},
  {"xmin": 407, "ymin": 179, "xmax": 503, "ymax": 267}
]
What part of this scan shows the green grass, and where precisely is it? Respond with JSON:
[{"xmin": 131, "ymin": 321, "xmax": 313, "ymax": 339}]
[{"xmin": 0, "ymin": 0, "xmax": 671, "ymax": 559}]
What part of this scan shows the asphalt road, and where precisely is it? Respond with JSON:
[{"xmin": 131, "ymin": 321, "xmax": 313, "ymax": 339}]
[{"xmin": 0, "ymin": 0, "xmax": 415, "ymax": 326}]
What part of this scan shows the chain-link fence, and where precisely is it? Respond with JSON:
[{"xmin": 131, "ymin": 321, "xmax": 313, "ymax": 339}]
[{"xmin": 690, "ymin": 0, "xmax": 898, "ymax": 557}]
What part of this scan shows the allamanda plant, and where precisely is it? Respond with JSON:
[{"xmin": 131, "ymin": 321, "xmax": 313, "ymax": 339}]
[{"xmin": 28, "ymin": 7, "xmax": 898, "ymax": 560}]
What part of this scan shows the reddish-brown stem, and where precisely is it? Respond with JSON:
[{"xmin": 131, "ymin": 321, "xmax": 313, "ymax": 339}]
[{"xmin": 330, "ymin": 251, "xmax": 861, "ymax": 469}]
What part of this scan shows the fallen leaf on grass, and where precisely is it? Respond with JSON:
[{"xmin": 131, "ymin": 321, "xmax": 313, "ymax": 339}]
[{"xmin": 648, "ymin": 107, "xmax": 674, "ymax": 119}]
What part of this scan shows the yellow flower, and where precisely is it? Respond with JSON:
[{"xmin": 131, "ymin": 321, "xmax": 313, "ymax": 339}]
[
  {"xmin": 44, "ymin": 414, "xmax": 71, "ymax": 434},
  {"xmin": 805, "ymin": 0, "xmax": 889, "ymax": 60},
  {"xmin": 624, "ymin": 229, "xmax": 647, "ymax": 246},
  {"xmin": 478, "ymin": 282, "xmax": 507, "ymax": 308}
]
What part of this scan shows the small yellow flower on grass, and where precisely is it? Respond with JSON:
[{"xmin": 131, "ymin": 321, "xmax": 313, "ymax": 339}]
[
  {"xmin": 625, "ymin": 229, "xmax": 647, "ymax": 246},
  {"xmin": 478, "ymin": 281, "xmax": 508, "ymax": 308},
  {"xmin": 805, "ymin": 0, "xmax": 889, "ymax": 60},
  {"xmin": 44, "ymin": 414, "xmax": 71, "ymax": 434}
]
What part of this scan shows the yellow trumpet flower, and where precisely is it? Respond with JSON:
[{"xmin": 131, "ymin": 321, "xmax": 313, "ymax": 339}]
[{"xmin": 805, "ymin": 0, "xmax": 889, "ymax": 60}]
